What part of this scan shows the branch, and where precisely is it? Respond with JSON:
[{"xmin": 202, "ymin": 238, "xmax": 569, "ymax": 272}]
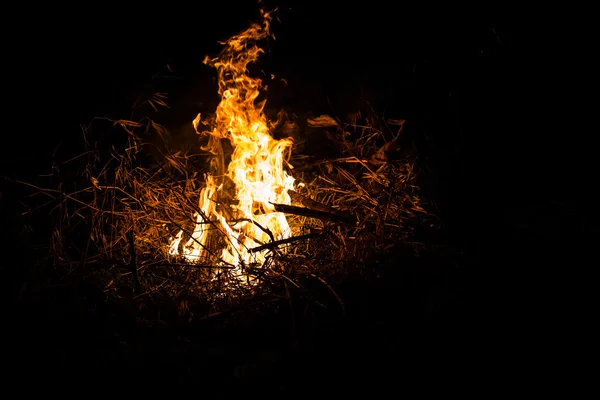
[
  {"xmin": 249, "ymin": 232, "xmax": 324, "ymax": 253},
  {"xmin": 271, "ymin": 202, "xmax": 356, "ymax": 225},
  {"xmin": 128, "ymin": 228, "xmax": 142, "ymax": 294}
]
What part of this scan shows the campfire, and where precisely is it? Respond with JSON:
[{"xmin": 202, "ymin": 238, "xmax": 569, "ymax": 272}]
[
  {"xmin": 27, "ymin": 8, "xmax": 434, "ymax": 320},
  {"xmin": 168, "ymin": 9, "xmax": 297, "ymax": 278}
]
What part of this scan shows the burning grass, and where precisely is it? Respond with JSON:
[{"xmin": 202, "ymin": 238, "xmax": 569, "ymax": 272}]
[
  {"xmin": 18, "ymin": 9, "xmax": 437, "ymax": 323},
  {"xmin": 23, "ymin": 105, "xmax": 434, "ymax": 322}
]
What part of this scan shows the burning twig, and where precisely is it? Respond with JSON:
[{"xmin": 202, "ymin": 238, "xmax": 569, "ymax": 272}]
[
  {"xmin": 271, "ymin": 202, "xmax": 356, "ymax": 225},
  {"xmin": 289, "ymin": 189, "xmax": 339, "ymax": 214},
  {"xmin": 249, "ymin": 232, "xmax": 324, "ymax": 253}
]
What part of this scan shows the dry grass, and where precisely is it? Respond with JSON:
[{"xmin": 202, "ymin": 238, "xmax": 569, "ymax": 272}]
[{"xmin": 21, "ymin": 96, "xmax": 436, "ymax": 323}]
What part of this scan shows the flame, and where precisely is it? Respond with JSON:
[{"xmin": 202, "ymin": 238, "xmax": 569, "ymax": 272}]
[{"xmin": 168, "ymin": 9, "xmax": 296, "ymax": 277}]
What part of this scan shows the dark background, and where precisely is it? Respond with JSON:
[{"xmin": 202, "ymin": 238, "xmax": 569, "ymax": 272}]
[
  {"xmin": 3, "ymin": 1, "xmax": 513, "ymax": 236},
  {"xmin": 5, "ymin": 1, "xmax": 582, "ymax": 393}
]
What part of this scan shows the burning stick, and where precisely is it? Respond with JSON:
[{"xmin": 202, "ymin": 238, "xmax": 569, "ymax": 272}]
[
  {"xmin": 270, "ymin": 202, "xmax": 356, "ymax": 225},
  {"xmin": 289, "ymin": 189, "xmax": 340, "ymax": 214},
  {"xmin": 249, "ymin": 232, "xmax": 324, "ymax": 253}
]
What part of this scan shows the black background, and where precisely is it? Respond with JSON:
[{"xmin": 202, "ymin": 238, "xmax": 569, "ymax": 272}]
[
  {"xmin": 3, "ymin": 1, "xmax": 513, "ymax": 235},
  {"xmin": 3, "ymin": 1, "xmax": 561, "ymax": 392}
]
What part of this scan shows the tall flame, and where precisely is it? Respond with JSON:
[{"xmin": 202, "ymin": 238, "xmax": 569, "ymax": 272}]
[{"xmin": 169, "ymin": 10, "xmax": 295, "ymax": 276}]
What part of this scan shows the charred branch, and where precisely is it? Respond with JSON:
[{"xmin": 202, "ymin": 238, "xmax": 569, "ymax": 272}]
[{"xmin": 271, "ymin": 202, "xmax": 357, "ymax": 226}]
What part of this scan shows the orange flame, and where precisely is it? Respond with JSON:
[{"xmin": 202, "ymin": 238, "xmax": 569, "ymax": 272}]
[{"xmin": 169, "ymin": 9, "xmax": 296, "ymax": 277}]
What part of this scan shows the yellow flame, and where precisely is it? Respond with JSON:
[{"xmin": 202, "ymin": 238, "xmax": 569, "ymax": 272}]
[{"xmin": 169, "ymin": 9, "xmax": 295, "ymax": 277}]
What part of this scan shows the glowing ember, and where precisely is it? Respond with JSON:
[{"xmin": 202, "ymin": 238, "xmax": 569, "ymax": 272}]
[{"xmin": 168, "ymin": 10, "xmax": 296, "ymax": 277}]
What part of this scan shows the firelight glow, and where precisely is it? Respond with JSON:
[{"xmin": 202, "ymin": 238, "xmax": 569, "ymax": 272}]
[{"xmin": 168, "ymin": 9, "xmax": 296, "ymax": 277}]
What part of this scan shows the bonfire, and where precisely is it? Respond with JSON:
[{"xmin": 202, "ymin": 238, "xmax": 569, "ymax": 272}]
[{"xmin": 22, "ymin": 8, "xmax": 434, "ymax": 321}]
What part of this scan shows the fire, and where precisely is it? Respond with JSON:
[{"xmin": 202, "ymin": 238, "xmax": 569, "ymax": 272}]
[{"xmin": 168, "ymin": 9, "xmax": 296, "ymax": 276}]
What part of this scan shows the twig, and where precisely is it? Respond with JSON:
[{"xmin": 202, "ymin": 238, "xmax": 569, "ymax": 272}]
[
  {"xmin": 309, "ymin": 273, "xmax": 345, "ymax": 316},
  {"xmin": 249, "ymin": 232, "xmax": 324, "ymax": 253},
  {"xmin": 128, "ymin": 228, "xmax": 142, "ymax": 294},
  {"xmin": 289, "ymin": 189, "xmax": 338, "ymax": 214},
  {"xmin": 149, "ymin": 263, "xmax": 236, "ymax": 269},
  {"xmin": 271, "ymin": 202, "xmax": 356, "ymax": 225}
]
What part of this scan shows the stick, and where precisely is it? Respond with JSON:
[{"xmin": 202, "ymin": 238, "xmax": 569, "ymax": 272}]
[
  {"xmin": 249, "ymin": 232, "xmax": 324, "ymax": 253},
  {"xmin": 127, "ymin": 228, "xmax": 142, "ymax": 294},
  {"xmin": 288, "ymin": 189, "xmax": 338, "ymax": 214},
  {"xmin": 310, "ymin": 273, "xmax": 345, "ymax": 316},
  {"xmin": 271, "ymin": 202, "xmax": 356, "ymax": 225},
  {"xmin": 150, "ymin": 263, "xmax": 236, "ymax": 269}
]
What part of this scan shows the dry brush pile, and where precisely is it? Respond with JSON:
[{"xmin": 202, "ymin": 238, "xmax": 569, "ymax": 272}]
[
  {"xmin": 22, "ymin": 103, "xmax": 436, "ymax": 322},
  {"xmin": 20, "ymin": 10, "xmax": 438, "ymax": 322}
]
